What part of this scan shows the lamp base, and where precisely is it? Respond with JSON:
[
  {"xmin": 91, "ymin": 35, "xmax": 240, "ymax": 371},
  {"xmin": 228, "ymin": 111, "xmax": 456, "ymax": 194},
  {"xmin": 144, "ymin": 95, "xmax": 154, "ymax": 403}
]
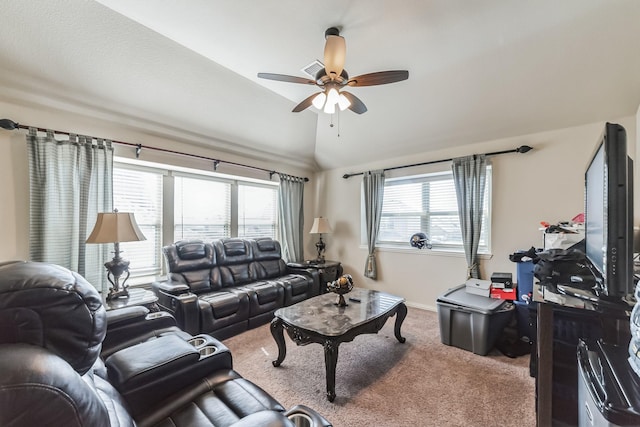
[
  {"xmin": 315, "ymin": 235, "xmax": 326, "ymax": 264},
  {"xmin": 106, "ymin": 286, "xmax": 130, "ymax": 300},
  {"xmin": 104, "ymin": 254, "xmax": 131, "ymax": 300}
]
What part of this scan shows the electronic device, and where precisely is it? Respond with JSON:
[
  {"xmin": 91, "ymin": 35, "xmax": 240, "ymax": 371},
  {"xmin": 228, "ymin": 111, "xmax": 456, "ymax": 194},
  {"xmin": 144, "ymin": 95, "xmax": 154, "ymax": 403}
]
[{"xmin": 584, "ymin": 122, "xmax": 634, "ymax": 300}]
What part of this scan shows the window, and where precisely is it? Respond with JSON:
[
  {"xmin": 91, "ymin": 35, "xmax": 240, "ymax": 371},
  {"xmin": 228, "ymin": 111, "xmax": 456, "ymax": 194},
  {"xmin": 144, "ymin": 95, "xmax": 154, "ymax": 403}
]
[
  {"xmin": 376, "ymin": 169, "xmax": 491, "ymax": 253},
  {"xmin": 113, "ymin": 159, "xmax": 279, "ymax": 280},
  {"xmin": 174, "ymin": 175, "xmax": 231, "ymax": 240},
  {"xmin": 238, "ymin": 183, "xmax": 278, "ymax": 238},
  {"xmin": 112, "ymin": 166, "xmax": 164, "ymax": 276}
]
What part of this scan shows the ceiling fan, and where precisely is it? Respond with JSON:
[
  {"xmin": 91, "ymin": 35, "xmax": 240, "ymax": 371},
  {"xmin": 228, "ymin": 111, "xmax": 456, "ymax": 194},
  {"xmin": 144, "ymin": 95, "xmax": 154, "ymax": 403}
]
[{"xmin": 257, "ymin": 27, "xmax": 409, "ymax": 114}]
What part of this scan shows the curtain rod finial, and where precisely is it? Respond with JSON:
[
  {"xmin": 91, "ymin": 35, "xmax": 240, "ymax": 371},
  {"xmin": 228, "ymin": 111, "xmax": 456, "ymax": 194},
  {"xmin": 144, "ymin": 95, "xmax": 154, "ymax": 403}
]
[
  {"xmin": 516, "ymin": 145, "xmax": 533, "ymax": 154},
  {"xmin": 0, "ymin": 119, "xmax": 19, "ymax": 130}
]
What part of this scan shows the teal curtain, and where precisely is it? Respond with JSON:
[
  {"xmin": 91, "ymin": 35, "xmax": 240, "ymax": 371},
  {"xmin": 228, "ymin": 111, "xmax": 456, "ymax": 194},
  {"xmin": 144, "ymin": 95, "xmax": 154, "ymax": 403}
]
[
  {"xmin": 27, "ymin": 128, "xmax": 113, "ymax": 293},
  {"xmin": 452, "ymin": 155, "xmax": 487, "ymax": 279},
  {"xmin": 277, "ymin": 174, "xmax": 304, "ymax": 262},
  {"xmin": 363, "ymin": 170, "xmax": 385, "ymax": 279}
]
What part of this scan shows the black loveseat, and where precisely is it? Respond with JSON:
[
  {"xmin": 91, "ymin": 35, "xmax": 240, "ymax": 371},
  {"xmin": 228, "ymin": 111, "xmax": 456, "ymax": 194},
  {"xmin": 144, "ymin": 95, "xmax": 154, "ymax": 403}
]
[
  {"xmin": 153, "ymin": 237, "xmax": 320, "ymax": 339},
  {"xmin": 0, "ymin": 261, "xmax": 331, "ymax": 427}
]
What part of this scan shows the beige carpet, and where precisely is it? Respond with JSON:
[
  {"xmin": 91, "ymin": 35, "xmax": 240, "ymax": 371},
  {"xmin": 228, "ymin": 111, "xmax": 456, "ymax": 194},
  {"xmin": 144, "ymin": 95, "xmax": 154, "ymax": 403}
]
[{"xmin": 224, "ymin": 308, "xmax": 536, "ymax": 427}]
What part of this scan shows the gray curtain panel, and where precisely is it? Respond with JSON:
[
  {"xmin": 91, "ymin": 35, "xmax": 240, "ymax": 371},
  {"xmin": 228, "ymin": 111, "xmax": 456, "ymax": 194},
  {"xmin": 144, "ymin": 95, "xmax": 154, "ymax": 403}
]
[
  {"xmin": 27, "ymin": 128, "xmax": 113, "ymax": 294},
  {"xmin": 451, "ymin": 154, "xmax": 487, "ymax": 279},
  {"xmin": 277, "ymin": 174, "xmax": 304, "ymax": 262},
  {"xmin": 363, "ymin": 170, "xmax": 385, "ymax": 279}
]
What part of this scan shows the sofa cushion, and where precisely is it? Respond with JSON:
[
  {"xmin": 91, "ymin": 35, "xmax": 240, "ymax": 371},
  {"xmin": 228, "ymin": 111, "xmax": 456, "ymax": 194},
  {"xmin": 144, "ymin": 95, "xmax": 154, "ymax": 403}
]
[
  {"xmin": 164, "ymin": 241, "xmax": 216, "ymax": 273},
  {"xmin": 177, "ymin": 241, "xmax": 207, "ymax": 260},
  {"xmin": 251, "ymin": 238, "xmax": 281, "ymax": 261},
  {"xmin": 215, "ymin": 239, "xmax": 253, "ymax": 263},
  {"xmin": 137, "ymin": 371, "xmax": 286, "ymax": 427}
]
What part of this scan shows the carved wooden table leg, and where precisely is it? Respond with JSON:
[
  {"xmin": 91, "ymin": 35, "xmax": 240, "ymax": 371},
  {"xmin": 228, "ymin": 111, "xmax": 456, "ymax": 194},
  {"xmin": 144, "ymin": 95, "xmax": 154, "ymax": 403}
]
[
  {"xmin": 394, "ymin": 302, "xmax": 407, "ymax": 343},
  {"xmin": 270, "ymin": 317, "xmax": 286, "ymax": 367},
  {"xmin": 323, "ymin": 338, "xmax": 339, "ymax": 402}
]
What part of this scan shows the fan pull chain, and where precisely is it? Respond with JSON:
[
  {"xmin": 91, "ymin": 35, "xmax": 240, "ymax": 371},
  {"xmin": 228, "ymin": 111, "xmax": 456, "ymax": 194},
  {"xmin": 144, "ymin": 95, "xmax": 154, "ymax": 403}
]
[{"xmin": 328, "ymin": 112, "xmax": 341, "ymax": 138}]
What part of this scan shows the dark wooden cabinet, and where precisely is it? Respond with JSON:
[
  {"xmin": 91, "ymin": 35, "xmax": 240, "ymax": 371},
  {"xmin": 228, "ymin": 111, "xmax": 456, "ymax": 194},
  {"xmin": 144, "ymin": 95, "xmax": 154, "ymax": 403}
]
[{"xmin": 289, "ymin": 260, "xmax": 343, "ymax": 293}]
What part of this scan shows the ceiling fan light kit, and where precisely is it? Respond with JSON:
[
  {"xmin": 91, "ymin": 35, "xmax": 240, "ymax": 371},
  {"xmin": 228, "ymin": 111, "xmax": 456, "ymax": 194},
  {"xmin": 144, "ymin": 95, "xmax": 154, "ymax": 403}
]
[{"xmin": 257, "ymin": 27, "xmax": 408, "ymax": 115}]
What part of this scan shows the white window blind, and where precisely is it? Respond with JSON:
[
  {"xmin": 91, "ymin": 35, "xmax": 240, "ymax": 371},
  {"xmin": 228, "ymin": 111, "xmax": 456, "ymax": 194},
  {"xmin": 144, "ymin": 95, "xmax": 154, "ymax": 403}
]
[
  {"xmin": 112, "ymin": 167, "xmax": 163, "ymax": 276},
  {"xmin": 238, "ymin": 183, "xmax": 278, "ymax": 238},
  {"xmin": 174, "ymin": 176, "xmax": 231, "ymax": 240},
  {"xmin": 378, "ymin": 169, "xmax": 491, "ymax": 252}
]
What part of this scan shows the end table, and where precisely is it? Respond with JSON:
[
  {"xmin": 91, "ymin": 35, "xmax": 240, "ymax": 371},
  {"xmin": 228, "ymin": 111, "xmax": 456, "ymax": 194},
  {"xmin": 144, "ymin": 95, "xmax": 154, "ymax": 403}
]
[
  {"xmin": 104, "ymin": 287, "xmax": 159, "ymax": 311},
  {"xmin": 289, "ymin": 260, "xmax": 343, "ymax": 293}
]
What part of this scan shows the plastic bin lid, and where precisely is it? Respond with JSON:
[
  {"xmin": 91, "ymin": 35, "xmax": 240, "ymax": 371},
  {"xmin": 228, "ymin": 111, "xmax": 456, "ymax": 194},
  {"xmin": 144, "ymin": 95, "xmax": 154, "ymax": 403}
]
[{"xmin": 437, "ymin": 284, "xmax": 507, "ymax": 313}]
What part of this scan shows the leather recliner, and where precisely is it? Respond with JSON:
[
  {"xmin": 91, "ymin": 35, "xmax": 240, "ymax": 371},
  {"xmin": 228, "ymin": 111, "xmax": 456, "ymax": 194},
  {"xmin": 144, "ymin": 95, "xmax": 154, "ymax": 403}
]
[
  {"xmin": 0, "ymin": 261, "xmax": 331, "ymax": 427},
  {"xmin": 154, "ymin": 237, "xmax": 320, "ymax": 339}
]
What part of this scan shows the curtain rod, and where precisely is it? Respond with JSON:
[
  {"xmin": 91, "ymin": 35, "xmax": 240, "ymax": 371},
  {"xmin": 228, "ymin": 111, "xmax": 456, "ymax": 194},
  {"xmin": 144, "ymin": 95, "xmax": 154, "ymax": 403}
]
[
  {"xmin": 0, "ymin": 118, "xmax": 309, "ymax": 182},
  {"xmin": 341, "ymin": 145, "xmax": 533, "ymax": 179}
]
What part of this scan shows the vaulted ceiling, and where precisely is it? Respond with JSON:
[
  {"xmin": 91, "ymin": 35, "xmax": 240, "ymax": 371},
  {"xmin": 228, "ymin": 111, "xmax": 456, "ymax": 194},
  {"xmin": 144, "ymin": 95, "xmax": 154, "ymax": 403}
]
[{"xmin": 1, "ymin": 1, "xmax": 639, "ymax": 170}]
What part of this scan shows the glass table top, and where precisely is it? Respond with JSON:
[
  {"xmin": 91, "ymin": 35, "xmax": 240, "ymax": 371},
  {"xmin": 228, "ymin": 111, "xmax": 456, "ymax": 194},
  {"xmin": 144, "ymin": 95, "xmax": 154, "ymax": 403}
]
[{"xmin": 274, "ymin": 288, "xmax": 405, "ymax": 336}]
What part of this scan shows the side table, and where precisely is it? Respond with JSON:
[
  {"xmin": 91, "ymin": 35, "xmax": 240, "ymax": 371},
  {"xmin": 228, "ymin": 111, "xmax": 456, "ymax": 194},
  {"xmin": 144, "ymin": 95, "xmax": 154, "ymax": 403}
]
[
  {"xmin": 289, "ymin": 260, "xmax": 343, "ymax": 293},
  {"xmin": 104, "ymin": 287, "xmax": 159, "ymax": 311}
]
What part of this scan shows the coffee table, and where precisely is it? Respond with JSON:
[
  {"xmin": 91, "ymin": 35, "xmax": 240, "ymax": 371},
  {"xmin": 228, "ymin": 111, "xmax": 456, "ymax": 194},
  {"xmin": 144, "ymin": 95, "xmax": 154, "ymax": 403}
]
[{"xmin": 270, "ymin": 287, "xmax": 407, "ymax": 402}]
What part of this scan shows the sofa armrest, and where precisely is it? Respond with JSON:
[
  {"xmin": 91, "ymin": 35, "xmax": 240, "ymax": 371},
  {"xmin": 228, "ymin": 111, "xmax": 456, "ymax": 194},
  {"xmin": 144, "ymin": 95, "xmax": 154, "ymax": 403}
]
[
  {"xmin": 152, "ymin": 283, "xmax": 201, "ymax": 334},
  {"xmin": 106, "ymin": 305, "xmax": 150, "ymax": 326},
  {"xmin": 105, "ymin": 334, "xmax": 232, "ymax": 418},
  {"xmin": 287, "ymin": 266, "xmax": 321, "ymax": 296},
  {"xmin": 102, "ymin": 307, "xmax": 179, "ymax": 358},
  {"xmin": 152, "ymin": 279, "xmax": 190, "ymax": 295}
]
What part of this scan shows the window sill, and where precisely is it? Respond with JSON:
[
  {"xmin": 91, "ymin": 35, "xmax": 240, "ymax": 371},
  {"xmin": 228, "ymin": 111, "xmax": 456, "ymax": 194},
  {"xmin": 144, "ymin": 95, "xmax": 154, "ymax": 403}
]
[{"xmin": 361, "ymin": 244, "xmax": 493, "ymax": 260}]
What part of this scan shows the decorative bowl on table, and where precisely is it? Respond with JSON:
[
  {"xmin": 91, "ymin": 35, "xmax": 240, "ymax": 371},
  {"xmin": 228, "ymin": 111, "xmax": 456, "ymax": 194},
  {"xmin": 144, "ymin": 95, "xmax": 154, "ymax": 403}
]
[{"xmin": 326, "ymin": 274, "xmax": 354, "ymax": 307}]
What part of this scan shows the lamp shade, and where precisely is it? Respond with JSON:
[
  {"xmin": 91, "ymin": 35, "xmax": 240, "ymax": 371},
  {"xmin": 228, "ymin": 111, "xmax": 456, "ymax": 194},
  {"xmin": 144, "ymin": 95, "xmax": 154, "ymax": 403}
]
[
  {"xmin": 86, "ymin": 212, "xmax": 146, "ymax": 244},
  {"xmin": 309, "ymin": 217, "xmax": 332, "ymax": 234}
]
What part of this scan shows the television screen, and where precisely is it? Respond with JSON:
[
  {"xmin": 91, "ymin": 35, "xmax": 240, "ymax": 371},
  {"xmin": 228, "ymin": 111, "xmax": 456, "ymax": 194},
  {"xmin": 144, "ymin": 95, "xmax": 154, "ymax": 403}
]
[{"xmin": 584, "ymin": 122, "xmax": 633, "ymax": 299}]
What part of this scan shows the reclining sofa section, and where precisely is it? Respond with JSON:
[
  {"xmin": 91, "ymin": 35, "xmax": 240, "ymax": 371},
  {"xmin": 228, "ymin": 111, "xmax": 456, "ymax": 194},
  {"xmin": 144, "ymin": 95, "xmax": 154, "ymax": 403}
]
[{"xmin": 153, "ymin": 237, "xmax": 320, "ymax": 339}]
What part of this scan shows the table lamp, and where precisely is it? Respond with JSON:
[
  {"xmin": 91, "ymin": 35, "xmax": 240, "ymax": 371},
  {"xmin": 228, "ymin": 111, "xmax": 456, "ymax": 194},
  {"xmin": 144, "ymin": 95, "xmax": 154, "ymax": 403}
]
[
  {"xmin": 309, "ymin": 217, "xmax": 332, "ymax": 263},
  {"xmin": 86, "ymin": 210, "xmax": 146, "ymax": 300}
]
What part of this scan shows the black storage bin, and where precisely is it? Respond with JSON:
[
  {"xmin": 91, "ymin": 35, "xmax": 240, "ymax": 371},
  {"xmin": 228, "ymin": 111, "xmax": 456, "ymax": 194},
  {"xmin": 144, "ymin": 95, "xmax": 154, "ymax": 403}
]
[{"xmin": 437, "ymin": 285, "xmax": 514, "ymax": 356}]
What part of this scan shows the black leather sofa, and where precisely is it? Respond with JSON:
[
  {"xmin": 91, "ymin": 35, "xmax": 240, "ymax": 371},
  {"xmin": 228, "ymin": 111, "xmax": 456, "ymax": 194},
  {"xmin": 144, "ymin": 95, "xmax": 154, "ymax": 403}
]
[
  {"xmin": 153, "ymin": 237, "xmax": 320, "ymax": 339},
  {"xmin": 0, "ymin": 261, "xmax": 331, "ymax": 427}
]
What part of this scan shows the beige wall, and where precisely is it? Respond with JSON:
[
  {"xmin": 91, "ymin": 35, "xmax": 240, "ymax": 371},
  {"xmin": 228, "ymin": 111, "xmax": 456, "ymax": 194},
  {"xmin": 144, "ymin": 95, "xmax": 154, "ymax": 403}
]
[{"xmin": 314, "ymin": 117, "xmax": 637, "ymax": 311}]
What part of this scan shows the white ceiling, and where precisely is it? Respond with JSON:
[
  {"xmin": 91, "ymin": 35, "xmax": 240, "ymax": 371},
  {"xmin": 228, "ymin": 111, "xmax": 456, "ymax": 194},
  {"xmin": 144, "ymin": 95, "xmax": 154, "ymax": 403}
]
[{"xmin": 1, "ymin": 1, "xmax": 639, "ymax": 170}]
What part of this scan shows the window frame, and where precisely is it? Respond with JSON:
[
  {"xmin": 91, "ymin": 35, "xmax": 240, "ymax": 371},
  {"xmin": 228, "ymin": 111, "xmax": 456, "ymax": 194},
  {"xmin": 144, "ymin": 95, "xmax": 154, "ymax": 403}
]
[
  {"xmin": 364, "ymin": 167, "xmax": 492, "ymax": 255},
  {"xmin": 113, "ymin": 158, "xmax": 279, "ymax": 283}
]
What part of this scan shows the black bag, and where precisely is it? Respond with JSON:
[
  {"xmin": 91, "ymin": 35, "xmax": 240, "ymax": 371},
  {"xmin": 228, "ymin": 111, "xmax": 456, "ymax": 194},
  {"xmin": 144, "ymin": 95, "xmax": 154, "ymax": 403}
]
[{"xmin": 533, "ymin": 248, "xmax": 593, "ymax": 286}]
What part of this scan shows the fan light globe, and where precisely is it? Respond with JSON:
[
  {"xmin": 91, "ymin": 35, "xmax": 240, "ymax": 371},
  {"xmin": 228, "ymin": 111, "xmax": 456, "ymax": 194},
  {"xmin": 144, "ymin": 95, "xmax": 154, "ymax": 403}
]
[
  {"xmin": 326, "ymin": 88, "xmax": 340, "ymax": 106},
  {"xmin": 312, "ymin": 92, "xmax": 327, "ymax": 109},
  {"xmin": 323, "ymin": 99, "xmax": 336, "ymax": 114},
  {"xmin": 338, "ymin": 93, "xmax": 351, "ymax": 111}
]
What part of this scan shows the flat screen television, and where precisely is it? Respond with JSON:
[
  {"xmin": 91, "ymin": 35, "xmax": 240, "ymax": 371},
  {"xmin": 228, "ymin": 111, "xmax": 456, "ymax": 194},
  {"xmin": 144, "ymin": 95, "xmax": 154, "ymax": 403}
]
[{"xmin": 584, "ymin": 122, "xmax": 634, "ymax": 299}]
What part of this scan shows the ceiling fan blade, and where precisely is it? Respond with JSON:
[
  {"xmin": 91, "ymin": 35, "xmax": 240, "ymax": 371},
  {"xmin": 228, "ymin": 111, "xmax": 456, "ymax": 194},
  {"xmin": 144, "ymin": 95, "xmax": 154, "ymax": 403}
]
[
  {"xmin": 324, "ymin": 28, "xmax": 346, "ymax": 80},
  {"xmin": 341, "ymin": 91, "xmax": 367, "ymax": 114},
  {"xmin": 257, "ymin": 73, "xmax": 316, "ymax": 85},
  {"xmin": 292, "ymin": 93, "xmax": 319, "ymax": 113},
  {"xmin": 347, "ymin": 70, "xmax": 409, "ymax": 87}
]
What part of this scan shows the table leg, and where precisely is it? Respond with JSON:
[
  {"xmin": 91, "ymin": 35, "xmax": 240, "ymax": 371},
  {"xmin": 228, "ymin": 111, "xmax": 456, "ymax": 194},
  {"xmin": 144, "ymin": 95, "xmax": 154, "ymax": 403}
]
[
  {"xmin": 323, "ymin": 339, "xmax": 339, "ymax": 402},
  {"xmin": 270, "ymin": 317, "xmax": 286, "ymax": 367},
  {"xmin": 394, "ymin": 303, "xmax": 407, "ymax": 343}
]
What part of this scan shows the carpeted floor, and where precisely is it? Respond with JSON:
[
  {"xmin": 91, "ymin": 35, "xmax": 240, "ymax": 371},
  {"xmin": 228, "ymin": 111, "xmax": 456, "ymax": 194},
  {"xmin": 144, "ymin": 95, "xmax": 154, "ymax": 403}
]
[{"xmin": 224, "ymin": 307, "xmax": 536, "ymax": 427}]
